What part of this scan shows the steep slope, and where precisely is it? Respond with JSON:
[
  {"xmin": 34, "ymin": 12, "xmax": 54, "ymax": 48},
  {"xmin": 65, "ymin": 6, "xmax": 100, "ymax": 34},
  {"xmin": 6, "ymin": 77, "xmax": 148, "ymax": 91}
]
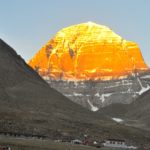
[
  {"xmin": 0, "ymin": 39, "xmax": 104, "ymax": 137},
  {"xmin": 28, "ymin": 22, "xmax": 150, "ymax": 110}
]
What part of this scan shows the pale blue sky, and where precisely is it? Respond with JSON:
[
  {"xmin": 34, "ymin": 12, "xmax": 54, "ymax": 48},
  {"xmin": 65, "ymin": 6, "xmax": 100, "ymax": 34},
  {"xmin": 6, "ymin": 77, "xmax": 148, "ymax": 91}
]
[{"xmin": 0, "ymin": 0, "xmax": 150, "ymax": 66}]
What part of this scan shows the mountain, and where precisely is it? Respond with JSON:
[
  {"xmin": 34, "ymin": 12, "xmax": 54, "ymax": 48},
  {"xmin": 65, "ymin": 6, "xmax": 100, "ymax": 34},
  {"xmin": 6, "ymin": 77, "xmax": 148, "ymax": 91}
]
[
  {"xmin": 0, "ymin": 39, "xmax": 105, "ymax": 137},
  {"xmin": 1, "ymin": 39, "xmax": 150, "ymax": 147},
  {"xmin": 29, "ymin": 22, "xmax": 150, "ymax": 111},
  {"xmin": 29, "ymin": 22, "xmax": 148, "ymax": 80}
]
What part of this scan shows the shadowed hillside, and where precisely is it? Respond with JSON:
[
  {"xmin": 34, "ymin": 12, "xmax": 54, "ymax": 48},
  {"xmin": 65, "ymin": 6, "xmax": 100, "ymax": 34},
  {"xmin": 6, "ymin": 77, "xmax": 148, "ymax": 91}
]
[
  {"xmin": 0, "ymin": 39, "xmax": 105, "ymax": 137},
  {"xmin": 99, "ymin": 88, "xmax": 150, "ymax": 131}
]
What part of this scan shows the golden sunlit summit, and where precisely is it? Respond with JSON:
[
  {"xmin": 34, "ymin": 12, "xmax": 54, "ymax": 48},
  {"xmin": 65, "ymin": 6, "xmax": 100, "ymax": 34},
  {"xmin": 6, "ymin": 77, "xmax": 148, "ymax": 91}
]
[{"xmin": 29, "ymin": 22, "xmax": 148, "ymax": 80}]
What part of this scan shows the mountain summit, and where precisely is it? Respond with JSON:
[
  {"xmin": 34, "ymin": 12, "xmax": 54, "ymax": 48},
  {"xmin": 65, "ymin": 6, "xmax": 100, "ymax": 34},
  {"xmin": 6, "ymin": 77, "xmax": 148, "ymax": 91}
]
[
  {"xmin": 29, "ymin": 23, "xmax": 150, "ymax": 111},
  {"xmin": 29, "ymin": 22, "xmax": 148, "ymax": 80}
]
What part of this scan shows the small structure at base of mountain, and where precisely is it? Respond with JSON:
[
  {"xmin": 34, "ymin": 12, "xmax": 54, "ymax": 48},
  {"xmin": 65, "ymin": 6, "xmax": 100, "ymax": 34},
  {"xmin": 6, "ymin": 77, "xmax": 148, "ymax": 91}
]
[
  {"xmin": 0, "ymin": 146, "xmax": 11, "ymax": 150},
  {"xmin": 71, "ymin": 139, "xmax": 82, "ymax": 144},
  {"xmin": 103, "ymin": 139, "xmax": 137, "ymax": 149}
]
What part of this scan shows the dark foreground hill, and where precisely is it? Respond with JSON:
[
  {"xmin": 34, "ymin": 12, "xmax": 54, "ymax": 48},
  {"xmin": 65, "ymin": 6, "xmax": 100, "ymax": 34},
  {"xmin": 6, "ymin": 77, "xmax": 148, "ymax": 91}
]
[
  {"xmin": 0, "ymin": 39, "xmax": 150, "ymax": 148},
  {"xmin": 126, "ymin": 90, "xmax": 150, "ymax": 129},
  {"xmin": 0, "ymin": 39, "xmax": 104, "ymax": 136}
]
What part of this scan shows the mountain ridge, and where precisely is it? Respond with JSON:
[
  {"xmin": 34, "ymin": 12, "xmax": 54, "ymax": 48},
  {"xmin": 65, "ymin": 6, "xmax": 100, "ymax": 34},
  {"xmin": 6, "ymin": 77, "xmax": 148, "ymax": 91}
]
[{"xmin": 0, "ymin": 38, "xmax": 103, "ymax": 136}]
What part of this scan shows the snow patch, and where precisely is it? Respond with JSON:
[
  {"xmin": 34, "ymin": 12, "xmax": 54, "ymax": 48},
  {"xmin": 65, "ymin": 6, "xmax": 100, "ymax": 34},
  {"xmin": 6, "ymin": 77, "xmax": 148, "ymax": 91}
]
[
  {"xmin": 105, "ymin": 85, "xmax": 120, "ymax": 88},
  {"xmin": 100, "ymin": 93, "xmax": 113, "ymax": 103},
  {"xmin": 103, "ymin": 93, "xmax": 113, "ymax": 97},
  {"xmin": 128, "ymin": 146, "xmax": 137, "ymax": 149},
  {"xmin": 112, "ymin": 118, "xmax": 123, "ymax": 123},
  {"xmin": 104, "ymin": 82, "xmax": 132, "ymax": 89},
  {"xmin": 73, "ymin": 92, "xmax": 83, "ymax": 96},
  {"xmin": 95, "ymin": 93, "xmax": 100, "ymax": 97},
  {"xmin": 137, "ymin": 85, "xmax": 150, "ymax": 95},
  {"xmin": 74, "ymin": 81, "xmax": 79, "ymax": 87},
  {"xmin": 64, "ymin": 94, "xmax": 72, "ymax": 97},
  {"xmin": 100, "ymin": 94, "xmax": 105, "ymax": 103},
  {"xmin": 86, "ymin": 95, "xmax": 90, "ymax": 97},
  {"xmin": 87, "ymin": 100, "xmax": 99, "ymax": 112},
  {"xmin": 137, "ymin": 78, "xmax": 150, "ymax": 95},
  {"xmin": 43, "ymin": 76, "xmax": 50, "ymax": 80}
]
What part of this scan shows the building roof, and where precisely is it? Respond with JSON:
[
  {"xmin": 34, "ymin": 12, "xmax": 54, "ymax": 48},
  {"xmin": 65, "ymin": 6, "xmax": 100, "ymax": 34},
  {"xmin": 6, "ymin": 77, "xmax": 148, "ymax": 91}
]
[{"xmin": 107, "ymin": 139, "xmax": 125, "ymax": 142}]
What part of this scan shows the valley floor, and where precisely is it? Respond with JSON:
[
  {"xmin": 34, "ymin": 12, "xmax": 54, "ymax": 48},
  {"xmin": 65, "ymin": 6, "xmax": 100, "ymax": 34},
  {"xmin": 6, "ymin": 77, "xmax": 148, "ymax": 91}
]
[
  {"xmin": 0, "ymin": 136, "xmax": 94, "ymax": 150},
  {"xmin": 0, "ymin": 136, "xmax": 129, "ymax": 150}
]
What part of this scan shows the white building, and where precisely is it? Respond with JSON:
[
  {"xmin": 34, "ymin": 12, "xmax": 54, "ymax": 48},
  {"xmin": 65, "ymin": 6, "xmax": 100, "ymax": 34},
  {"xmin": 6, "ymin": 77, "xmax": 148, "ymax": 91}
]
[
  {"xmin": 71, "ymin": 139, "xmax": 82, "ymax": 144},
  {"xmin": 103, "ymin": 139, "xmax": 128, "ymax": 148}
]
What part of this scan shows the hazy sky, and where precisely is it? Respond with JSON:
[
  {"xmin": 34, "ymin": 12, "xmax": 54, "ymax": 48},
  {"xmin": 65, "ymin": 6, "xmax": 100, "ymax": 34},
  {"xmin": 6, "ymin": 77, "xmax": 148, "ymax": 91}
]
[{"xmin": 0, "ymin": 0, "xmax": 150, "ymax": 66}]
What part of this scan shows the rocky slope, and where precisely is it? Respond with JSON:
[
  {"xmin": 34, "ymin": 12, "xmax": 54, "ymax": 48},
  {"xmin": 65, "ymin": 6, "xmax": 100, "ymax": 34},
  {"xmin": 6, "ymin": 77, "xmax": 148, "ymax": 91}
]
[
  {"xmin": 29, "ymin": 22, "xmax": 150, "ymax": 111},
  {"xmin": 48, "ymin": 73, "xmax": 150, "ymax": 110},
  {"xmin": 0, "ymin": 39, "xmax": 106, "ymax": 137}
]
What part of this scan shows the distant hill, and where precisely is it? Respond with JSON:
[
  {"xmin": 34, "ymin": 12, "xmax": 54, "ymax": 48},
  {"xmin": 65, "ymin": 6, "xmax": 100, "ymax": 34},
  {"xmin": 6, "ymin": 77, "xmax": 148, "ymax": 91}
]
[
  {"xmin": 126, "ymin": 90, "xmax": 150, "ymax": 129},
  {"xmin": 99, "ymin": 89, "xmax": 150, "ymax": 131}
]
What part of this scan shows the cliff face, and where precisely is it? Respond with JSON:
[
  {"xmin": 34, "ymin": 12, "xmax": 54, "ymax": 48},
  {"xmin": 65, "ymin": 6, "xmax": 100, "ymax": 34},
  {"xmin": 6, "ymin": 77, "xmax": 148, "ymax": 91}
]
[{"xmin": 29, "ymin": 22, "xmax": 148, "ymax": 80}]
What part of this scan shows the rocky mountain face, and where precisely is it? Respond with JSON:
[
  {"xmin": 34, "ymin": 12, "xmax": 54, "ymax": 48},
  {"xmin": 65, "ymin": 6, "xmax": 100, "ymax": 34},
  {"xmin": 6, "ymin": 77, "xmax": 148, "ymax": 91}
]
[
  {"xmin": 29, "ymin": 22, "xmax": 150, "ymax": 111},
  {"xmin": 48, "ymin": 73, "xmax": 150, "ymax": 111}
]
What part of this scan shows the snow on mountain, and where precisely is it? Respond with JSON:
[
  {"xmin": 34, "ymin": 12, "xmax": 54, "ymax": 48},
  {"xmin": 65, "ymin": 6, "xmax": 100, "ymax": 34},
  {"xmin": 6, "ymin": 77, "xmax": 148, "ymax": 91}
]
[
  {"xmin": 28, "ymin": 22, "xmax": 150, "ymax": 110},
  {"xmin": 87, "ymin": 99, "xmax": 99, "ymax": 112},
  {"xmin": 48, "ymin": 74, "xmax": 150, "ymax": 110},
  {"xmin": 112, "ymin": 118, "xmax": 124, "ymax": 123},
  {"xmin": 136, "ymin": 77, "xmax": 150, "ymax": 95}
]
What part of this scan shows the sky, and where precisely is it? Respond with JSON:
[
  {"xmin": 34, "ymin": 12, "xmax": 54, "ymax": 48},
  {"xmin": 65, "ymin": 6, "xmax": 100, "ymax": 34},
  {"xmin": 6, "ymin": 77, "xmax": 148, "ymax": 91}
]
[{"xmin": 0, "ymin": 0, "xmax": 150, "ymax": 66}]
